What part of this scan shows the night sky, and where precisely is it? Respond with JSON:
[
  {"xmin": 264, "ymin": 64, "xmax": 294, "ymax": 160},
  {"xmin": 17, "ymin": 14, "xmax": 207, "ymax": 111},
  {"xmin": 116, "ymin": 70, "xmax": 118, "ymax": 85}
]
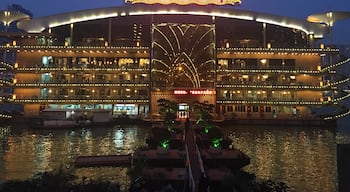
[{"xmin": 0, "ymin": 0, "xmax": 350, "ymax": 44}]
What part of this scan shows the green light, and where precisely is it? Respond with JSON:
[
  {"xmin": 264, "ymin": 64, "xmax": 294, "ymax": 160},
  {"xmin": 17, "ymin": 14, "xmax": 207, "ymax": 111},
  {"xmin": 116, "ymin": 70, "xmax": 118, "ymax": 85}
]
[
  {"xmin": 160, "ymin": 139, "xmax": 169, "ymax": 148},
  {"xmin": 212, "ymin": 138, "xmax": 223, "ymax": 148}
]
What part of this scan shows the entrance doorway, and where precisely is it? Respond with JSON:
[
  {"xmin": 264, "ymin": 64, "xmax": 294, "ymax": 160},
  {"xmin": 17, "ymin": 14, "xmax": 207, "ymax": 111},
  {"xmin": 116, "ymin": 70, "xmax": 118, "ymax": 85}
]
[{"xmin": 178, "ymin": 103, "xmax": 189, "ymax": 119}]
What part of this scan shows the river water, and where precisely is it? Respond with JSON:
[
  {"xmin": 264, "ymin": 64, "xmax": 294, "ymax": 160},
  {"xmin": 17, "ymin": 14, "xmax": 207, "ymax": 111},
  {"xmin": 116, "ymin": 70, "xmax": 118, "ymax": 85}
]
[{"xmin": 0, "ymin": 122, "xmax": 349, "ymax": 192}]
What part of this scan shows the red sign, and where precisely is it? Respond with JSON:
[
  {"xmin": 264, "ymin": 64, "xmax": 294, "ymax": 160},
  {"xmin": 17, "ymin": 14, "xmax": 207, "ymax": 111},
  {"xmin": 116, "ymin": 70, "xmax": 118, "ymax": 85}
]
[{"xmin": 174, "ymin": 90, "xmax": 215, "ymax": 95}]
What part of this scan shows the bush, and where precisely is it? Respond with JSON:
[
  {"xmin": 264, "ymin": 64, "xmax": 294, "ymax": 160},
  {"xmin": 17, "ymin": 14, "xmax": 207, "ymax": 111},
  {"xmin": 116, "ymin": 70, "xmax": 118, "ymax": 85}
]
[{"xmin": 0, "ymin": 167, "xmax": 120, "ymax": 192}]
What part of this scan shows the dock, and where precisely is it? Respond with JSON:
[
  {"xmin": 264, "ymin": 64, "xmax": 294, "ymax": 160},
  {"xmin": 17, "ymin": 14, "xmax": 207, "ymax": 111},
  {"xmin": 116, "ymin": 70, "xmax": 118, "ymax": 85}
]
[{"xmin": 74, "ymin": 121, "xmax": 250, "ymax": 192}]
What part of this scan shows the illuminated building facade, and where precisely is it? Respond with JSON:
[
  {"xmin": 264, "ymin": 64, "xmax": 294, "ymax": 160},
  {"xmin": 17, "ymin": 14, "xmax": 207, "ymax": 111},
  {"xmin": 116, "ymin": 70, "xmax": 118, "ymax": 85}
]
[{"xmin": 0, "ymin": 4, "xmax": 349, "ymax": 123}]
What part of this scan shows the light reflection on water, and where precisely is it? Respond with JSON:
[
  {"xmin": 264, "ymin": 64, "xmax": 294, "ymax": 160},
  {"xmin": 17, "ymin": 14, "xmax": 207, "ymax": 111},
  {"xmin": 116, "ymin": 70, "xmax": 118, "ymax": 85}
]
[
  {"xmin": 1, "ymin": 124, "xmax": 350, "ymax": 192},
  {"xmin": 222, "ymin": 125, "xmax": 349, "ymax": 192},
  {"xmin": 0, "ymin": 125, "xmax": 150, "ymax": 191}
]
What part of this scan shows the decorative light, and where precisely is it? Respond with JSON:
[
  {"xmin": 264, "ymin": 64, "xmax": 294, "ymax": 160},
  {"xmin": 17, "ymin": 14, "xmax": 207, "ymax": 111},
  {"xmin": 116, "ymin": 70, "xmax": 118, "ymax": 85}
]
[{"xmin": 260, "ymin": 59, "xmax": 267, "ymax": 64}]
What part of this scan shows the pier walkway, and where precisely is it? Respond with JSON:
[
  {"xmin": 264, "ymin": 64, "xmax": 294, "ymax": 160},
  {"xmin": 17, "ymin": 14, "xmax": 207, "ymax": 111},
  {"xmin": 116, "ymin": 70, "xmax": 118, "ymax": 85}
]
[{"xmin": 184, "ymin": 120, "xmax": 206, "ymax": 192}]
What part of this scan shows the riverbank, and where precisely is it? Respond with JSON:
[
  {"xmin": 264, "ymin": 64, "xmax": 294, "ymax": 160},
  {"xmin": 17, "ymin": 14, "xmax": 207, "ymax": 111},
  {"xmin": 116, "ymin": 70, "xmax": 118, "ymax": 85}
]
[{"xmin": 4, "ymin": 114, "xmax": 337, "ymax": 129}]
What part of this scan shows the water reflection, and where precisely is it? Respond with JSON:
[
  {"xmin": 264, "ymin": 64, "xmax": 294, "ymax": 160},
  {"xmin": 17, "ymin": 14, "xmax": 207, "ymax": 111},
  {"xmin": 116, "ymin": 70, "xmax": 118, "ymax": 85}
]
[
  {"xmin": 0, "ymin": 125, "xmax": 150, "ymax": 191},
  {"xmin": 0, "ymin": 124, "xmax": 349, "ymax": 192},
  {"xmin": 222, "ymin": 125, "xmax": 339, "ymax": 192}
]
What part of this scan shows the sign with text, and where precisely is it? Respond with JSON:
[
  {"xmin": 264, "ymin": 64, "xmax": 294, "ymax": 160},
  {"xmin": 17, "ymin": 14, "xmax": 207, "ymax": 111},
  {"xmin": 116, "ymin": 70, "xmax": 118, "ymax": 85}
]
[{"xmin": 174, "ymin": 89, "xmax": 215, "ymax": 95}]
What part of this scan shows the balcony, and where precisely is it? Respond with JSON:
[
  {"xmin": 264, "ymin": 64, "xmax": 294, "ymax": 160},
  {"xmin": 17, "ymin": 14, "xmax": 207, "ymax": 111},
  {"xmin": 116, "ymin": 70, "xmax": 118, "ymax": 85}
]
[
  {"xmin": 14, "ymin": 80, "xmax": 150, "ymax": 87},
  {"xmin": 216, "ymin": 65, "xmax": 321, "ymax": 74},
  {"xmin": 14, "ymin": 65, "xmax": 149, "ymax": 72},
  {"xmin": 216, "ymin": 96, "xmax": 324, "ymax": 105},
  {"xmin": 217, "ymin": 47, "xmax": 339, "ymax": 54},
  {"xmin": 0, "ymin": 45, "xmax": 149, "ymax": 53},
  {"xmin": 216, "ymin": 81, "xmax": 336, "ymax": 90},
  {"xmin": 13, "ymin": 95, "xmax": 149, "ymax": 104}
]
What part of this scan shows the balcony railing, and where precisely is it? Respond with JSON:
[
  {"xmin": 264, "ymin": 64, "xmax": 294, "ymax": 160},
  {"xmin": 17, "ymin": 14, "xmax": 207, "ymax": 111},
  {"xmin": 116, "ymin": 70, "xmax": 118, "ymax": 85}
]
[
  {"xmin": 217, "ymin": 65, "xmax": 319, "ymax": 71},
  {"xmin": 14, "ymin": 95, "xmax": 149, "ymax": 103},
  {"xmin": 216, "ymin": 67, "xmax": 322, "ymax": 74},
  {"xmin": 0, "ymin": 61, "xmax": 13, "ymax": 70},
  {"xmin": 216, "ymin": 81, "xmax": 335, "ymax": 90},
  {"xmin": 15, "ymin": 65, "xmax": 149, "ymax": 72},
  {"xmin": 216, "ymin": 96, "xmax": 324, "ymax": 105},
  {"xmin": 14, "ymin": 80, "xmax": 150, "ymax": 87},
  {"xmin": 217, "ymin": 47, "xmax": 339, "ymax": 53}
]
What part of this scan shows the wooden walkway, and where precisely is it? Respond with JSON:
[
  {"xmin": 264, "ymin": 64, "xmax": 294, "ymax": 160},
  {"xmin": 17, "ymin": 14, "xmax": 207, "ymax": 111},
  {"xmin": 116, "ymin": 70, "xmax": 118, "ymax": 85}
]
[{"xmin": 184, "ymin": 121, "xmax": 204, "ymax": 192}]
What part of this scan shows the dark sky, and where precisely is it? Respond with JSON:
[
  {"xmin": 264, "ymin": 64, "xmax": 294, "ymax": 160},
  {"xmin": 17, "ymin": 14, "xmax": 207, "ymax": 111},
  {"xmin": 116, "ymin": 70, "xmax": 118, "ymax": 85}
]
[{"xmin": 1, "ymin": 0, "xmax": 350, "ymax": 44}]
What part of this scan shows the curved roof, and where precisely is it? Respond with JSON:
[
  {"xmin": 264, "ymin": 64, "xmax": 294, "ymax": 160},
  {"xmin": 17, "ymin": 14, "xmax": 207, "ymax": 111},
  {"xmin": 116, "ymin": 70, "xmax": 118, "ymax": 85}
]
[
  {"xmin": 307, "ymin": 11, "xmax": 350, "ymax": 26},
  {"xmin": 17, "ymin": 4, "xmax": 327, "ymax": 37},
  {"xmin": 0, "ymin": 11, "xmax": 30, "ymax": 26}
]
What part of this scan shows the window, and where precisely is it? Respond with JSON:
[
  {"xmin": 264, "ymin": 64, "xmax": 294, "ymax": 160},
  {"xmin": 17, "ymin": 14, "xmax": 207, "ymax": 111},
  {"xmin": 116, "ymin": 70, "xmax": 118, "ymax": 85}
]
[
  {"xmin": 235, "ymin": 105, "xmax": 246, "ymax": 112},
  {"xmin": 265, "ymin": 106, "xmax": 271, "ymax": 112}
]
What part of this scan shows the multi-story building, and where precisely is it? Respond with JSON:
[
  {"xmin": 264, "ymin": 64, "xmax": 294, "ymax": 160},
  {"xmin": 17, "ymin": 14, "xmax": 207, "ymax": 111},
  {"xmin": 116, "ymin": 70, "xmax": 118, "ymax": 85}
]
[
  {"xmin": 0, "ymin": 10, "xmax": 29, "ymax": 120},
  {"xmin": 0, "ymin": 2, "xmax": 349, "ymax": 124}
]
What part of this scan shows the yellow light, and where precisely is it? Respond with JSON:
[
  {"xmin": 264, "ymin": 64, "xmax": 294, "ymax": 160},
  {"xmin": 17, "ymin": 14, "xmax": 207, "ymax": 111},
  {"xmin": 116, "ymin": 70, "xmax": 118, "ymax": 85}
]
[
  {"xmin": 12, "ymin": 95, "xmax": 16, "ymax": 100},
  {"xmin": 13, "ymin": 79, "xmax": 17, "ymax": 84},
  {"xmin": 127, "ymin": 0, "xmax": 241, "ymax": 5},
  {"xmin": 12, "ymin": 41, "xmax": 16, "ymax": 46},
  {"xmin": 317, "ymin": 66, "xmax": 321, "ymax": 71},
  {"xmin": 260, "ymin": 59, "xmax": 267, "ymax": 64},
  {"xmin": 320, "ymin": 82, "xmax": 323, "ymax": 86},
  {"xmin": 320, "ymin": 44, "xmax": 324, "ymax": 49},
  {"xmin": 267, "ymin": 43, "xmax": 271, "ymax": 49},
  {"xmin": 225, "ymin": 42, "xmax": 230, "ymax": 48},
  {"xmin": 14, "ymin": 63, "xmax": 18, "ymax": 68}
]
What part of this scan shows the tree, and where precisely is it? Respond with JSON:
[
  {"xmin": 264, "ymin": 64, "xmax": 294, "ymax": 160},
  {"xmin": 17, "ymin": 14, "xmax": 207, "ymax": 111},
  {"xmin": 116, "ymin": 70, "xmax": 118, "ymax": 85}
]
[
  {"xmin": 193, "ymin": 101, "xmax": 215, "ymax": 133},
  {"xmin": 157, "ymin": 99, "xmax": 178, "ymax": 127},
  {"xmin": 193, "ymin": 101, "xmax": 214, "ymax": 124}
]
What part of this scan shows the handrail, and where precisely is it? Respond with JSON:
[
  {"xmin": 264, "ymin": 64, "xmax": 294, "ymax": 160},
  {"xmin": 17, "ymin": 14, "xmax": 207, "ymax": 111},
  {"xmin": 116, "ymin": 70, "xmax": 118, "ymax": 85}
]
[
  {"xmin": 323, "ymin": 102, "xmax": 350, "ymax": 120},
  {"xmin": 321, "ymin": 57, "xmax": 350, "ymax": 72},
  {"xmin": 0, "ymin": 61, "xmax": 14, "ymax": 70}
]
